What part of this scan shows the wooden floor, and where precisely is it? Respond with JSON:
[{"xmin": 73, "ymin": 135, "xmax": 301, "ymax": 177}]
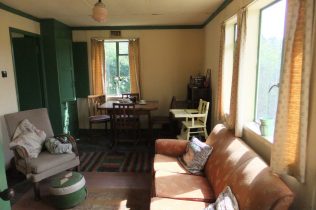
[{"xmin": 12, "ymin": 172, "xmax": 151, "ymax": 210}]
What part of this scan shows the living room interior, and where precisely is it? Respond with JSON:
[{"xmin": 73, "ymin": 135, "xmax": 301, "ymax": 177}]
[{"xmin": 0, "ymin": 0, "xmax": 316, "ymax": 209}]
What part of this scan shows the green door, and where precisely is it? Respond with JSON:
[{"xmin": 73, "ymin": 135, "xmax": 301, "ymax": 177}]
[
  {"xmin": 0, "ymin": 143, "xmax": 10, "ymax": 210},
  {"xmin": 12, "ymin": 36, "xmax": 45, "ymax": 111}
]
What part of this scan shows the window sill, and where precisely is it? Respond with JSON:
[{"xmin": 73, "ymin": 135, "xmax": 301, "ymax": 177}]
[{"xmin": 244, "ymin": 122, "xmax": 273, "ymax": 145}]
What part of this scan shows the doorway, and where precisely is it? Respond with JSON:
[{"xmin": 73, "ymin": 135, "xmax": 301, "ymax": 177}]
[{"xmin": 10, "ymin": 28, "xmax": 46, "ymax": 111}]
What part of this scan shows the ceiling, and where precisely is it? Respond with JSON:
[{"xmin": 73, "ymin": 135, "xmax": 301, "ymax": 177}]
[{"xmin": 1, "ymin": 0, "xmax": 224, "ymax": 27}]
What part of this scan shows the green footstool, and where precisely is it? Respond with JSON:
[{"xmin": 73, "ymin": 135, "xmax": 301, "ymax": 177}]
[{"xmin": 49, "ymin": 172, "xmax": 87, "ymax": 209}]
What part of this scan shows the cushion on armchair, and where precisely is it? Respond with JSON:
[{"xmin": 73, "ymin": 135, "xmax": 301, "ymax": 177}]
[
  {"xmin": 45, "ymin": 138, "xmax": 73, "ymax": 154},
  {"xmin": 9, "ymin": 119, "xmax": 46, "ymax": 158}
]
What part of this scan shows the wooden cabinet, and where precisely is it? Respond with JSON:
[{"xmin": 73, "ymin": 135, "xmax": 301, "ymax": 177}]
[
  {"xmin": 187, "ymin": 85, "xmax": 210, "ymax": 108},
  {"xmin": 41, "ymin": 19, "xmax": 78, "ymax": 135}
]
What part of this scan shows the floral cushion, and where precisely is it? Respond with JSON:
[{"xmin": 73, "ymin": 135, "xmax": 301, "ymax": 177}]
[
  {"xmin": 10, "ymin": 119, "xmax": 46, "ymax": 158},
  {"xmin": 204, "ymin": 186, "xmax": 239, "ymax": 210},
  {"xmin": 178, "ymin": 137, "xmax": 212, "ymax": 174},
  {"xmin": 45, "ymin": 137, "xmax": 73, "ymax": 154}
]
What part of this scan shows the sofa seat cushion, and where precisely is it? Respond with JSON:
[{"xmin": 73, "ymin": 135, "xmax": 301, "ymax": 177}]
[
  {"xmin": 154, "ymin": 154, "xmax": 188, "ymax": 174},
  {"xmin": 155, "ymin": 171, "xmax": 215, "ymax": 202},
  {"xmin": 17, "ymin": 151, "xmax": 77, "ymax": 173},
  {"xmin": 150, "ymin": 197, "xmax": 209, "ymax": 210}
]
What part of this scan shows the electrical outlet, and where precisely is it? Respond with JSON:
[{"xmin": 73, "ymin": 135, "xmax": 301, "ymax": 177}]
[{"xmin": 1, "ymin": 71, "xmax": 7, "ymax": 78}]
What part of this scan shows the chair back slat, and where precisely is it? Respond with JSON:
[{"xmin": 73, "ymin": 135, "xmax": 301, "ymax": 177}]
[
  {"xmin": 112, "ymin": 103, "xmax": 138, "ymax": 130},
  {"xmin": 197, "ymin": 99, "xmax": 210, "ymax": 125},
  {"xmin": 88, "ymin": 94, "xmax": 106, "ymax": 116}
]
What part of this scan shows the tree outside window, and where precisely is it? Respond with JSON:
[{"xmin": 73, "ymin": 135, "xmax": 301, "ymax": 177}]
[{"xmin": 104, "ymin": 41, "xmax": 130, "ymax": 96}]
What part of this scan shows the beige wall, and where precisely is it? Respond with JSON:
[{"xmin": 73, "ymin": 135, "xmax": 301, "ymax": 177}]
[
  {"xmin": 0, "ymin": 8, "xmax": 40, "ymax": 166},
  {"xmin": 73, "ymin": 29, "xmax": 205, "ymax": 129},
  {"xmin": 203, "ymin": 0, "xmax": 316, "ymax": 209}
]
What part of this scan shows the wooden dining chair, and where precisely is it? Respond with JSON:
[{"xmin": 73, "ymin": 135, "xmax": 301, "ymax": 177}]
[
  {"xmin": 111, "ymin": 103, "xmax": 140, "ymax": 147},
  {"xmin": 122, "ymin": 93, "xmax": 140, "ymax": 102},
  {"xmin": 87, "ymin": 95, "xmax": 111, "ymax": 137}
]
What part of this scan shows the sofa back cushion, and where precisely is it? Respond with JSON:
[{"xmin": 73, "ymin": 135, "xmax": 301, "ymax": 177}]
[{"xmin": 204, "ymin": 124, "xmax": 294, "ymax": 210}]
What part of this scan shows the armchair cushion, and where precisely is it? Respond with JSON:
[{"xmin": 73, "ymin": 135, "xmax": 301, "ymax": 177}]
[
  {"xmin": 17, "ymin": 151, "xmax": 76, "ymax": 174},
  {"xmin": 10, "ymin": 119, "xmax": 46, "ymax": 158}
]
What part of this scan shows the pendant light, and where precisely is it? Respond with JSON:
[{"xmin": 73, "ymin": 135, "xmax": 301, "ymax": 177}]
[{"xmin": 92, "ymin": 0, "xmax": 108, "ymax": 22}]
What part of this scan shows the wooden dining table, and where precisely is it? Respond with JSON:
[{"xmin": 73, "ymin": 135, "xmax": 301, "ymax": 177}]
[{"xmin": 98, "ymin": 100, "xmax": 159, "ymax": 141}]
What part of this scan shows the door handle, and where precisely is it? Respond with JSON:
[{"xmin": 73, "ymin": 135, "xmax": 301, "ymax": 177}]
[{"xmin": 0, "ymin": 188, "xmax": 15, "ymax": 201}]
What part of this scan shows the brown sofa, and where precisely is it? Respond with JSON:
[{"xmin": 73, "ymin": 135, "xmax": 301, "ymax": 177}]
[{"xmin": 151, "ymin": 124, "xmax": 294, "ymax": 210}]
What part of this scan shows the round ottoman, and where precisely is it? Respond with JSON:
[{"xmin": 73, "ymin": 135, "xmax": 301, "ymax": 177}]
[{"xmin": 49, "ymin": 172, "xmax": 87, "ymax": 209}]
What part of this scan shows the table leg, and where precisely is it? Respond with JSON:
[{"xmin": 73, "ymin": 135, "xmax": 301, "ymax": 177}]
[{"xmin": 147, "ymin": 111, "xmax": 152, "ymax": 146}]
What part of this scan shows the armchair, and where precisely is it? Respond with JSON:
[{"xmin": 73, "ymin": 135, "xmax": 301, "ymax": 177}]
[{"xmin": 4, "ymin": 108, "xmax": 80, "ymax": 200}]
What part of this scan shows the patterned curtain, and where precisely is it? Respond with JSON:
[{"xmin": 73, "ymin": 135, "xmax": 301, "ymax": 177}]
[
  {"xmin": 216, "ymin": 24, "xmax": 226, "ymax": 123},
  {"xmin": 228, "ymin": 8, "xmax": 247, "ymax": 137},
  {"xmin": 128, "ymin": 39, "xmax": 141, "ymax": 96},
  {"xmin": 91, "ymin": 39, "xmax": 105, "ymax": 95},
  {"xmin": 271, "ymin": 0, "xmax": 314, "ymax": 183}
]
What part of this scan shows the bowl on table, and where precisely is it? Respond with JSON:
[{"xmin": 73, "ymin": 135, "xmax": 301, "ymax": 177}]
[{"xmin": 139, "ymin": 100, "xmax": 146, "ymax": 105}]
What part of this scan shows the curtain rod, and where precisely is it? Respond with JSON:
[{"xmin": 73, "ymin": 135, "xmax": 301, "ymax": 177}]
[{"xmin": 91, "ymin": 37, "xmax": 138, "ymax": 41}]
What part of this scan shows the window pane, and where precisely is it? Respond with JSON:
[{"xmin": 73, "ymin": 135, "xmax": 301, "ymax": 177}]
[
  {"xmin": 105, "ymin": 42, "xmax": 118, "ymax": 95},
  {"xmin": 255, "ymin": 0, "xmax": 286, "ymax": 121},
  {"xmin": 119, "ymin": 42, "xmax": 128, "ymax": 55},
  {"xmin": 118, "ymin": 55, "xmax": 130, "ymax": 94}
]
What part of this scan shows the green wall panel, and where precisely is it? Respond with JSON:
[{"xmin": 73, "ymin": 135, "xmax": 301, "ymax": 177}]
[
  {"xmin": 72, "ymin": 42, "xmax": 90, "ymax": 98},
  {"xmin": 12, "ymin": 36, "xmax": 45, "ymax": 111},
  {"xmin": 41, "ymin": 19, "xmax": 77, "ymax": 135},
  {"xmin": 0, "ymin": 143, "xmax": 10, "ymax": 210}
]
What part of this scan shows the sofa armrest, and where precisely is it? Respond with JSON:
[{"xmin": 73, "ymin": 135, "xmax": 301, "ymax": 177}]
[{"xmin": 155, "ymin": 139, "xmax": 188, "ymax": 157}]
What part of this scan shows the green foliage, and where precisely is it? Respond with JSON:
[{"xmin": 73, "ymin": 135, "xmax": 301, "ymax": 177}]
[
  {"xmin": 105, "ymin": 42, "xmax": 130, "ymax": 96},
  {"xmin": 256, "ymin": 36, "xmax": 283, "ymax": 119}
]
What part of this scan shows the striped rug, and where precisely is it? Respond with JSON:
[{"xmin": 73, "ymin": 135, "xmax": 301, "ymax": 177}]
[{"xmin": 79, "ymin": 151, "xmax": 153, "ymax": 173}]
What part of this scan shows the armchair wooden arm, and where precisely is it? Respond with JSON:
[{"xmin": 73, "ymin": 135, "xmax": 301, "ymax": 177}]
[{"xmin": 10, "ymin": 146, "xmax": 32, "ymax": 174}]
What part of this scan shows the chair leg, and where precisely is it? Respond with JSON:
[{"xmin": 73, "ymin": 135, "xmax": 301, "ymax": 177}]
[
  {"xmin": 186, "ymin": 128, "xmax": 190, "ymax": 140},
  {"xmin": 33, "ymin": 182, "xmax": 40, "ymax": 201},
  {"xmin": 89, "ymin": 122, "xmax": 92, "ymax": 140},
  {"xmin": 204, "ymin": 127, "xmax": 208, "ymax": 138}
]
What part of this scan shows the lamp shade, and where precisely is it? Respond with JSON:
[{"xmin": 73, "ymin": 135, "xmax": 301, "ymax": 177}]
[{"xmin": 92, "ymin": 0, "xmax": 108, "ymax": 22}]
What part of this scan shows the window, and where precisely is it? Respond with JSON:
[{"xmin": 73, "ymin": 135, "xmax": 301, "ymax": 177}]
[
  {"xmin": 222, "ymin": 17, "xmax": 237, "ymax": 115},
  {"xmin": 104, "ymin": 41, "xmax": 130, "ymax": 96},
  {"xmin": 255, "ymin": 0, "xmax": 286, "ymax": 122}
]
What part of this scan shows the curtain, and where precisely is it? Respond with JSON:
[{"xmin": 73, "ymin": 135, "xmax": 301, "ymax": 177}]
[
  {"xmin": 128, "ymin": 39, "xmax": 141, "ymax": 96},
  {"xmin": 271, "ymin": 0, "xmax": 314, "ymax": 183},
  {"xmin": 91, "ymin": 39, "xmax": 105, "ymax": 95},
  {"xmin": 228, "ymin": 8, "xmax": 247, "ymax": 137},
  {"xmin": 216, "ymin": 24, "xmax": 226, "ymax": 123}
]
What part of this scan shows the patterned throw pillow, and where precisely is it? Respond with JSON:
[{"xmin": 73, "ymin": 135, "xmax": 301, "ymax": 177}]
[
  {"xmin": 204, "ymin": 186, "xmax": 239, "ymax": 210},
  {"xmin": 45, "ymin": 138, "xmax": 73, "ymax": 154},
  {"xmin": 10, "ymin": 119, "xmax": 46, "ymax": 158},
  {"xmin": 178, "ymin": 136, "xmax": 213, "ymax": 175}
]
